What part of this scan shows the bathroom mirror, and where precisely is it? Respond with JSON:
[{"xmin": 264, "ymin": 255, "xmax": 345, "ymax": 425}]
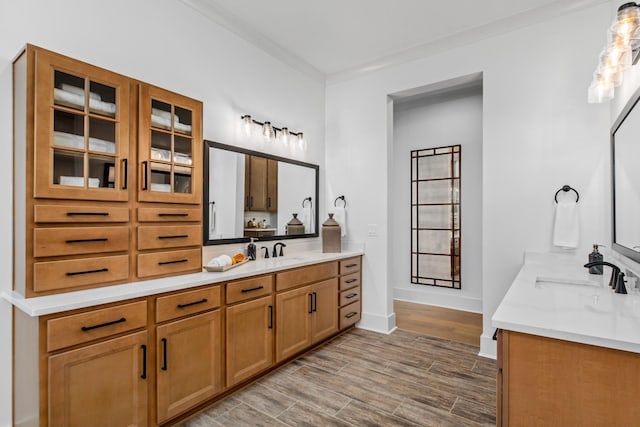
[
  {"xmin": 611, "ymin": 87, "xmax": 640, "ymax": 264},
  {"xmin": 203, "ymin": 141, "xmax": 319, "ymax": 245}
]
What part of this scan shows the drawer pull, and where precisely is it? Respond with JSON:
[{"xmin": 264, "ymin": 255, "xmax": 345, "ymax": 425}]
[
  {"xmin": 158, "ymin": 259, "xmax": 188, "ymax": 266},
  {"xmin": 65, "ymin": 238, "xmax": 108, "ymax": 244},
  {"xmin": 122, "ymin": 158, "xmax": 128, "ymax": 190},
  {"xmin": 345, "ymin": 279, "xmax": 357, "ymax": 284},
  {"xmin": 241, "ymin": 285, "xmax": 264, "ymax": 293},
  {"xmin": 345, "ymin": 263, "xmax": 358, "ymax": 268},
  {"xmin": 66, "ymin": 268, "xmax": 109, "ymax": 276},
  {"xmin": 66, "ymin": 212, "xmax": 109, "ymax": 216},
  {"xmin": 308, "ymin": 293, "xmax": 313, "ymax": 314},
  {"xmin": 141, "ymin": 344, "xmax": 147, "ymax": 379},
  {"xmin": 177, "ymin": 298, "xmax": 208, "ymax": 309},
  {"xmin": 345, "ymin": 293, "xmax": 358, "ymax": 299},
  {"xmin": 158, "ymin": 234, "xmax": 188, "ymax": 239},
  {"xmin": 268, "ymin": 305, "xmax": 273, "ymax": 329},
  {"xmin": 158, "ymin": 213, "xmax": 189, "ymax": 217},
  {"xmin": 142, "ymin": 161, "xmax": 148, "ymax": 191},
  {"xmin": 81, "ymin": 317, "xmax": 126, "ymax": 331},
  {"xmin": 312, "ymin": 291, "xmax": 317, "ymax": 313},
  {"xmin": 345, "ymin": 312, "xmax": 358, "ymax": 319},
  {"xmin": 161, "ymin": 338, "xmax": 168, "ymax": 371}
]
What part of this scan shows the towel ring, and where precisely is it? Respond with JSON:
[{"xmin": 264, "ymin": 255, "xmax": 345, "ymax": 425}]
[
  {"xmin": 334, "ymin": 195, "xmax": 346, "ymax": 207},
  {"xmin": 302, "ymin": 197, "xmax": 312, "ymax": 208},
  {"xmin": 554, "ymin": 185, "xmax": 579, "ymax": 203}
]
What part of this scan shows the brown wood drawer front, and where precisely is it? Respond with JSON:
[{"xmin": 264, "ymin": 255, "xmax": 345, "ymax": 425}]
[
  {"xmin": 339, "ymin": 257, "xmax": 361, "ymax": 275},
  {"xmin": 34, "ymin": 255, "xmax": 129, "ymax": 292},
  {"xmin": 47, "ymin": 300, "xmax": 147, "ymax": 352},
  {"xmin": 138, "ymin": 207, "xmax": 202, "ymax": 222},
  {"xmin": 137, "ymin": 225, "xmax": 201, "ymax": 250},
  {"xmin": 276, "ymin": 262, "xmax": 338, "ymax": 292},
  {"xmin": 226, "ymin": 275, "xmax": 273, "ymax": 304},
  {"xmin": 137, "ymin": 248, "xmax": 201, "ymax": 278},
  {"xmin": 34, "ymin": 205, "xmax": 130, "ymax": 223},
  {"xmin": 339, "ymin": 272, "xmax": 361, "ymax": 291},
  {"xmin": 156, "ymin": 285, "xmax": 221, "ymax": 323},
  {"xmin": 34, "ymin": 226, "xmax": 129, "ymax": 258},
  {"xmin": 339, "ymin": 287, "xmax": 361, "ymax": 307},
  {"xmin": 339, "ymin": 301, "xmax": 361, "ymax": 330}
]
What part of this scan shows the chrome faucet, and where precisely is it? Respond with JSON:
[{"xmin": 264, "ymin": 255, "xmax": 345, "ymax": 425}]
[
  {"xmin": 272, "ymin": 242, "xmax": 286, "ymax": 257},
  {"xmin": 584, "ymin": 261, "xmax": 627, "ymax": 294}
]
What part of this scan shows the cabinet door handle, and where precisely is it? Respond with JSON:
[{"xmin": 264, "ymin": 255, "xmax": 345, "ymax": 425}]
[
  {"xmin": 268, "ymin": 305, "xmax": 273, "ymax": 329},
  {"xmin": 158, "ymin": 259, "xmax": 188, "ymax": 266},
  {"xmin": 81, "ymin": 317, "xmax": 126, "ymax": 331},
  {"xmin": 142, "ymin": 161, "xmax": 148, "ymax": 190},
  {"xmin": 122, "ymin": 158, "xmax": 128, "ymax": 190},
  {"xmin": 66, "ymin": 268, "xmax": 109, "ymax": 276},
  {"xmin": 345, "ymin": 293, "xmax": 358, "ymax": 299},
  {"xmin": 241, "ymin": 285, "xmax": 264, "ymax": 293},
  {"xmin": 345, "ymin": 279, "xmax": 357, "ymax": 284},
  {"xmin": 158, "ymin": 234, "xmax": 188, "ymax": 239},
  {"xmin": 312, "ymin": 291, "xmax": 317, "ymax": 313},
  {"xmin": 66, "ymin": 211, "xmax": 109, "ymax": 217},
  {"xmin": 177, "ymin": 298, "xmax": 208, "ymax": 308},
  {"xmin": 345, "ymin": 263, "xmax": 358, "ymax": 268},
  {"xmin": 161, "ymin": 338, "xmax": 168, "ymax": 371},
  {"xmin": 345, "ymin": 312, "xmax": 358, "ymax": 318},
  {"xmin": 158, "ymin": 213, "xmax": 189, "ymax": 217},
  {"xmin": 246, "ymin": 196, "xmax": 250, "ymax": 208},
  {"xmin": 268, "ymin": 197, "xmax": 271, "ymax": 208},
  {"xmin": 141, "ymin": 344, "xmax": 147, "ymax": 379},
  {"xmin": 308, "ymin": 293, "xmax": 313, "ymax": 314},
  {"xmin": 65, "ymin": 238, "xmax": 108, "ymax": 244}
]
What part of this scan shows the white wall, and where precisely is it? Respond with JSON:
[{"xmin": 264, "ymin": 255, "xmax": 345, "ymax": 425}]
[
  {"xmin": 277, "ymin": 163, "xmax": 316, "ymax": 235},
  {"xmin": 392, "ymin": 85, "xmax": 483, "ymax": 312},
  {"xmin": 326, "ymin": 3, "xmax": 611, "ymax": 356},
  {"xmin": 0, "ymin": 1, "xmax": 325, "ymax": 425}
]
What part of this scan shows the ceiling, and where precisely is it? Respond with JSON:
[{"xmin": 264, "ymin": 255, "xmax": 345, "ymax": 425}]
[{"xmin": 181, "ymin": 0, "xmax": 608, "ymax": 79}]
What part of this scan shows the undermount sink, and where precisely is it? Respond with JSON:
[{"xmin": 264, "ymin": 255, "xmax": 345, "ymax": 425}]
[{"xmin": 535, "ymin": 276, "xmax": 602, "ymax": 290}]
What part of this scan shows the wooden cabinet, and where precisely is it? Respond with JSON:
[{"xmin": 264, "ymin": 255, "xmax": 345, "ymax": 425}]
[
  {"xmin": 226, "ymin": 294, "xmax": 274, "ymax": 387},
  {"xmin": 497, "ymin": 329, "xmax": 640, "ymax": 426},
  {"xmin": 244, "ymin": 155, "xmax": 278, "ymax": 212},
  {"xmin": 338, "ymin": 256, "xmax": 362, "ymax": 329}
]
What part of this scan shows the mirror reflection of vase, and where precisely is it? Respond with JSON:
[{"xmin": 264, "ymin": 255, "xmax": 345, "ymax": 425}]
[{"xmin": 286, "ymin": 213, "xmax": 305, "ymax": 235}]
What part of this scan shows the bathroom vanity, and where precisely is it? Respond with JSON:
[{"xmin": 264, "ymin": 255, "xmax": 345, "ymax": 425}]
[{"xmin": 492, "ymin": 253, "xmax": 640, "ymax": 426}]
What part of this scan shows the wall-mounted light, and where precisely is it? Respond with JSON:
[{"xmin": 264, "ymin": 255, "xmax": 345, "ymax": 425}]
[
  {"xmin": 589, "ymin": 2, "xmax": 640, "ymax": 103},
  {"xmin": 240, "ymin": 115, "xmax": 305, "ymax": 149}
]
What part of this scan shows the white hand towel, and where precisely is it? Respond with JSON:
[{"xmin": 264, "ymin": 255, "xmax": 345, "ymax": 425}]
[
  {"xmin": 301, "ymin": 204, "xmax": 314, "ymax": 234},
  {"xmin": 553, "ymin": 200, "xmax": 579, "ymax": 248},
  {"xmin": 333, "ymin": 206, "xmax": 347, "ymax": 237}
]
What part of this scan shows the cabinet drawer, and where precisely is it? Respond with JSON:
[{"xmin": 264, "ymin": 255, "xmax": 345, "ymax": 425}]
[
  {"xmin": 34, "ymin": 255, "xmax": 129, "ymax": 292},
  {"xmin": 226, "ymin": 275, "xmax": 273, "ymax": 304},
  {"xmin": 34, "ymin": 226, "xmax": 129, "ymax": 258},
  {"xmin": 339, "ymin": 272, "xmax": 360, "ymax": 291},
  {"xmin": 156, "ymin": 285, "xmax": 221, "ymax": 323},
  {"xmin": 138, "ymin": 207, "xmax": 202, "ymax": 222},
  {"xmin": 137, "ymin": 248, "xmax": 201, "ymax": 278},
  {"xmin": 339, "ymin": 287, "xmax": 361, "ymax": 307},
  {"xmin": 339, "ymin": 301, "xmax": 361, "ymax": 330},
  {"xmin": 47, "ymin": 300, "xmax": 147, "ymax": 352},
  {"xmin": 276, "ymin": 262, "xmax": 338, "ymax": 292},
  {"xmin": 137, "ymin": 225, "xmax": 201, "ymax": 250},
  {"xmin": 34, "ymin": 205, "xmax": 130, "ymax": 223},
  {"xmin": 339, "ymin": 257, "xmax": 361, "ymax": 275}
]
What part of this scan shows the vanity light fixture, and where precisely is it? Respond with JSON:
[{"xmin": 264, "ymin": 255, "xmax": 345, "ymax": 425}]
[
  {"xmin": 588, "ymin": 2, "xmax": 640, "ymax": 103},
  {"xmin": 240, "ymin": 114, "xmax": 305, "ymax": 148}
]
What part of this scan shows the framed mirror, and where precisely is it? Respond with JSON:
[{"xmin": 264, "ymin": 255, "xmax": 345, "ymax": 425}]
[
  {"xmin": 203, "ymin": 141, "xmax": 319, "ymax": 245},
  {"xmin": 611, "ymin": 87, "xmax": 640, "ymax": 264}
]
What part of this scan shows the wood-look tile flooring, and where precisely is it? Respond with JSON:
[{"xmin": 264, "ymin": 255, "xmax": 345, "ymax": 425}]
[{"xmin": 183, "ymin": 328, "xmax": 496, "ymax": 427}]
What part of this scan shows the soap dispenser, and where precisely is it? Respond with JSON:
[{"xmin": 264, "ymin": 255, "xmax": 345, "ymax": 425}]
[
  {"xmin": 247, "ymin": 238, "xmax": 257, "ymax": 261},
  {"xmin": 588, "ymin": 244, "xmax": 603, "ymax": 275}
]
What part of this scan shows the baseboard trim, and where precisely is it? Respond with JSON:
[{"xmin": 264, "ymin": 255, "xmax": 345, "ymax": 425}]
[
  {"xmin": 394, "ymin": 288, "xmax": 482, "ymax": 313},
  {"xmin": 356, "ymin": 311, "xmax": 396, "ymax": 334},
  {"xmin": 479, "ymin": 333, "xmax": 497, "ymax": 359}
]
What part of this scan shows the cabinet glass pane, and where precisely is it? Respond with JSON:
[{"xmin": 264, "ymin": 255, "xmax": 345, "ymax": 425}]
[
  {"xmin": 54, "ymin": 150, "xmax": 84, "ymax": 186},
  {"xmin": 174, "ymin": 166, "xmax": 192, "ymax": 194},
  {"xmin": 174, "ymin": 136, "xmax": 192, "ymax": 165},
  {"xmin": 53, "ymin": 110, "xmax": 85, "ymax": 150},
  {"xmin": 151, "ymin": 100, "xmax": 172, "ymax": 130},
  {"xmin": 150, "ymin": 162, "xmax": 171, "ymax": 193},
  {"xmin": 88, "ymin": 118, "xmax": 116, "ymax": 154},
  {"xmin": 174, "ymin": 106, "xmax": 192, "ymax": 135},
  {"xmin": 151, "ymin": 130, "xmax": 171, "ymax": 158},
  {"xmin": 88, "ymin": 154, "xmax": 116, "ymax": 189},
  {"xmin": 88, "ymin": 81, "xmax": 116, "ymax": 117},
  {"xmin": 54, "ymin": 71, "xmax": 85, "ymax": 111}
]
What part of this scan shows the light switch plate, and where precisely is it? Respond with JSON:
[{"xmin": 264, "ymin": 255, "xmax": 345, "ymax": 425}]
[{"xmin": 367, "ymin": 224, "xmax": 377, "ymax": 237}]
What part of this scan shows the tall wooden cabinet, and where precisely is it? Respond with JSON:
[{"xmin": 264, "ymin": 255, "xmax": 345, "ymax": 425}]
[{"xmin": 244, "ymin": 155, "xmax": 278, "ymax": 212}]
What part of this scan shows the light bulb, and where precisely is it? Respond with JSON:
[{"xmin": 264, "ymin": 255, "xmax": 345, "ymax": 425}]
[
  {"xmin": 262, "ymin": 121, "xmax": 275, "ymax": 141},
  {"xmin": 297, "ymin": 132, "xmax": 306, "ymax": 150},
  {"xmin": 280, "ymin": 127, "xmax": 290, "ymax": 145},
  {"xmin": 610, "ymin": 3, "xmax": 640, "ymax": 45},
  {"xmin": 241, "ymin": 115, "xmax": 253, "ymax": 136},
  {"xmin": 588, "ymin": 80, "xmax": 614, "ymax": 103}
]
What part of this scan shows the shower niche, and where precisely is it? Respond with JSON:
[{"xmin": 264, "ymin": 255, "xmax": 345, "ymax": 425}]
[{"xmin": 411, "ymin": 145, "xmax": 461, "ymax": 289}]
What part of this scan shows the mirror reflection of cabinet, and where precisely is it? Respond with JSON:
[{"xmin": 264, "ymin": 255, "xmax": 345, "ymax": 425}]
[{"xmin": 244, "ymin": 156, "xmax": 278, "ymax": 212}]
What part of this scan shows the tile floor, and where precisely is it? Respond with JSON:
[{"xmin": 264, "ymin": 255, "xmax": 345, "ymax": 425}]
[{"xmin": 183, "ymin": 328, "xmax": 496, "ymax": 426}]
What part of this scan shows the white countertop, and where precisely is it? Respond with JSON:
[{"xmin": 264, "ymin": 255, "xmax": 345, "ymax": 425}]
[
  {"xmin": 492, "ymin": 252, "xmax": 640, "ymax": 353},
  {"xmin": 2, "ymin": 249, "xmax": 363, "ymax": 317}
]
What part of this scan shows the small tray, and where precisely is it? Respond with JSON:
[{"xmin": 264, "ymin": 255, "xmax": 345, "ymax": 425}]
[{"xmin": 203, "ymin": 258, "xmax": 249, "ymax": 272}]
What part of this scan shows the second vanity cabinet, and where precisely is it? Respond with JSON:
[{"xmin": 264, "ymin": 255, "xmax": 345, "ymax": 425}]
[{"xmin": 244, "ymin": 155, "xmax": 278, "ymax": 212}]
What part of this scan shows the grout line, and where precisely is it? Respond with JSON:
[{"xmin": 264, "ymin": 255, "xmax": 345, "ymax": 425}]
[
  {"xmin": 449, "ymin": 396, "xmax": 459, "ymax": 413},
  {"xmin": 391, "ymin": 397, "xmax": 408, "ymax": 416}
]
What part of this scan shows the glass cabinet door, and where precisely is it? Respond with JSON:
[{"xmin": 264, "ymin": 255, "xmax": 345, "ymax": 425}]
[
  {"xmin": 138, "ymin": 84, "xmax": 202, "ymax": 204},
  {"xmin": 34, "ymin": 49, "xmax": 130, "ymax": 201}
]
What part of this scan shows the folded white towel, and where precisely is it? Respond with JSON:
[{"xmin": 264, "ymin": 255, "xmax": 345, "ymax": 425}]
[
  {"xmin": 89, "ymin": 98, "xmax": 116, "ymax": 116},
  {"xmin": 301, "ymin": 204, "xmax": 313, "ymax": 234},
  {"xmin": 54, "ymin": 88, "xmax": 84, "ymax": 108},
  {"xmin": 553, "ymin": 200, "xmax": 579, "ymax": 248},
  {"xmin": 88, "ymin": 137, "xmax": 116, "ymax": 154},
  {"xmin": 219, "ymin": 254, "xmax": 232, "ymax": 266},
  {"xmin": 152, "ymin": 108, "xmax": 174, "ymax": 120},
  {"xmin": 174, "ymin": 121, "xmax": 192, "ymax": 134},
  {"xmin": 333, "ymin": 206, "xmax": 347, "ymax": 237},
  {"xmin": 61, "ymin": 84, "xmax": 101, "ymax": 100},
  {"xmin": 151, "ymin": 114, "xmax": 172, "ymax": 129},
  {"xmin": 54, "ymin": 131, "xmax": 85, "ymax": 149}
]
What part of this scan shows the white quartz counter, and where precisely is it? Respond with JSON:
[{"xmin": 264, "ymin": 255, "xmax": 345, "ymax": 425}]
[
  {"xmin": 3, "ymin": 249, "xmax": 364, "ymax": 317},
  {"xmin": 492, "ymin": 252, "xmax": 640, "ymax": 353}
]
